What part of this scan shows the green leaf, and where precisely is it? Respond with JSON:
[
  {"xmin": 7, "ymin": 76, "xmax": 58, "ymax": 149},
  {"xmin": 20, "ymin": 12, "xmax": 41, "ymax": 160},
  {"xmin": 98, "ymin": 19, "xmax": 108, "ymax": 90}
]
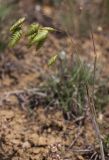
[{"xmin": 10, "ymin": 17, "xmax": 25, "ymax": 32}]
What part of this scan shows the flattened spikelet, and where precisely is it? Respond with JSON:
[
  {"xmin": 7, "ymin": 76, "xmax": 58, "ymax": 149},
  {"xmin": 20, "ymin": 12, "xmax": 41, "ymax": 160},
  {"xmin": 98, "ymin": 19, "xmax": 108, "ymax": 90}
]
[
  {"xmin": 28, "ymin": 33, "xmax": 37, "ymax": 42},
  {"xmin": 9, "ymin": 17, "xmax": 56, "ymax": 49},
  {"xmin": 36, "ymin": 38, "xmax": 46, "ymax": 50},
  {"xmin": 42, "ymin": 27, "xmax": 56, "ymax": 32},
  {"xmin": 27, "ymin": 23, "xmax": 40, "ymax": 36},
  {"xmin": 31, "ymin": 30, "xmax": 48, "ymax": 44},
  {"xmin": 27, "ymin": 33, "xmax": 37, "ymax": 47},
  {"xmin": 9, "ymin": 30, "xmax": 22, "ymax": 47},
  {"xmin": 48, "ymin": 55, "xmax": 58, "ymax": 66},
  {"xmin": 10, "ymin": 17, "xmax": 25, "ymax": 32}
]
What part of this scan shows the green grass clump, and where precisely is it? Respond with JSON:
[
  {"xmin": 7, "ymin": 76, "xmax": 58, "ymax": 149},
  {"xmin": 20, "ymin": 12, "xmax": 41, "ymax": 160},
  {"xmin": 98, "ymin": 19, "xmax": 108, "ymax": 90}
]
[
  {"xmin": 45, "ymin": 55, "xmax": 93, "ymax": 115},
  {"xmin": 44, "ymin": 54, "xmax": 109, "ymax": 116}
]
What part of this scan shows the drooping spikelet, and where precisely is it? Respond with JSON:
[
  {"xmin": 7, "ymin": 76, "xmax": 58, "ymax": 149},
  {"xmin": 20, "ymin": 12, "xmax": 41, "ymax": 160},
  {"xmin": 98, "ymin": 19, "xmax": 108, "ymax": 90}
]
[
  {"xmin": 8, "ymin": 17, "xmax": 56, "ymax": 49},
  {"xmin": 8, "ymin": 30, "xmax": 22, "ymax": 47},
  {"xmin": 31, "ymin": 30, "xmax": 48, "ymax": 45},
  {"xmin": 48, "ymin": 55, "xmax": 58, "ymax": 66},
  {"xmin": 41, "ymin": 27, "xmax": 56, "ymax": 32},
  {"xmin": 10, "ymin": 17, "xmax": 25, "ymax": 32},
  {"xmin": 27, "ymin": 23, "xmax": 40, "ymax": 36}
]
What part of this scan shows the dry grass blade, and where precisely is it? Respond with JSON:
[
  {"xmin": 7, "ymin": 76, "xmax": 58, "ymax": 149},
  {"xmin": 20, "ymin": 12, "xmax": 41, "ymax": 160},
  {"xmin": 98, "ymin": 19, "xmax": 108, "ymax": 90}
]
[
  {"xmin": 90, "ymin": 26, "xmax": 105, "ymax": 160},
  {"xmin": 86, "ymin": 84, "xmax": 105, "ymax": 160}
]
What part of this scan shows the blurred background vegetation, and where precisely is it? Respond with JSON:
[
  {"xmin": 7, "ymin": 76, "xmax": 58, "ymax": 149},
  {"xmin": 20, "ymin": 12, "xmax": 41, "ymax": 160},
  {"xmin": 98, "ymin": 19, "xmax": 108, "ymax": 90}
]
[{"xmin": 1, "ymin": 0, "xmax": 109, "ymax": 37}]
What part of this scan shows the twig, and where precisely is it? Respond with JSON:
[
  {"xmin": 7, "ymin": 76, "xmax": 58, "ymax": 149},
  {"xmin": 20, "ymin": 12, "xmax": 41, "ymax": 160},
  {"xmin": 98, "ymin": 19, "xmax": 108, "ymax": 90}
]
[
  {"xmin": 73, "ymin": 116, "xmax": 85, "ymax": 124},
  {"xmin": 95, "ymin": 154, "xmax": 98, "ymax": 160},
  {"xmin": 0, "ymin": 87, "xmax": 47, "ymax": 105},
  {"xmin": 0, "ymin": 88, "xmax": 46, "ymax": 96},
  {"xmin": 72, "ymin": 148, "xmax": 94, "ymax": 153},
  {"xmin": 89, "ymin": 152, "xmax": 97, "ymax": 160},
  {"xmin": 69, "ymin": 126, "xmax": 83, "ymax": 149}
]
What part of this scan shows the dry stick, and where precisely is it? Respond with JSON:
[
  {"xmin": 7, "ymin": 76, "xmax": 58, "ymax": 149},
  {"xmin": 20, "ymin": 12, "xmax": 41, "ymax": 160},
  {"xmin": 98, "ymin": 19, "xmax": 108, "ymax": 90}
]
[
  {"xmin": 72, "ymin": 148, "xmax": 93, "ymax": 153},
  {"xmin": 86, "ymin": 85, "xmax": 104, "ymax": 159},
  {"xmin": 1, "ymin": 88, "xmax": 46, "ymax": 96},
  {"xmin": 69, "ymin": 126, "xmax": 83, "ymax": 148},
  {"xmin": 86, "ymin": 30, "xmax": 105, "ymax": 160},
  {"xmin": 89, "ymin": 152, "xmax": 97, "ymax": 160},
  {"xmin": 0, "ymin": 88, "xmax": 47, "ymax": 104}
]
